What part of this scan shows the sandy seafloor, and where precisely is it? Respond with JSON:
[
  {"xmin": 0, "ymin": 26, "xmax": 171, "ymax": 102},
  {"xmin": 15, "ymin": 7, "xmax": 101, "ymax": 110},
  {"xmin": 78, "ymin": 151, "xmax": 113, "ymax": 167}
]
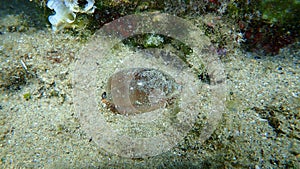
[{"xmin": 0, "ymin": 1, "xmax": 299, "ymax": 169}]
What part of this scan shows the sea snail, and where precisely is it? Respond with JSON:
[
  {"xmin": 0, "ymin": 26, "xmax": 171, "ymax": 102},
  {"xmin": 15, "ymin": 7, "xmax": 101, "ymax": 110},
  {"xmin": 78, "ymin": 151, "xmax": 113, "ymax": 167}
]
[{"xmin": 103, "ymin": 68, "xmax": 181, "ymax": 115}]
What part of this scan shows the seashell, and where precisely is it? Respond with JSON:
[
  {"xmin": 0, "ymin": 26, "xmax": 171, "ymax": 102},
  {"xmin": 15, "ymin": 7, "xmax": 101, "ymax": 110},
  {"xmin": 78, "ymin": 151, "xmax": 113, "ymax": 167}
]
[{"xmin": 105, "ymin": 68, "xmax": 181, "ymax": 115}]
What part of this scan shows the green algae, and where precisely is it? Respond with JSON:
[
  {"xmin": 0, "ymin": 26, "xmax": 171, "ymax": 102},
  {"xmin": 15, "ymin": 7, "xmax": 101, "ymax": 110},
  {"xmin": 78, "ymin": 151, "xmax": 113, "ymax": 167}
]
[{"xmin": 260, "ymin": 0, "xmax": 300, "ymax": 25}]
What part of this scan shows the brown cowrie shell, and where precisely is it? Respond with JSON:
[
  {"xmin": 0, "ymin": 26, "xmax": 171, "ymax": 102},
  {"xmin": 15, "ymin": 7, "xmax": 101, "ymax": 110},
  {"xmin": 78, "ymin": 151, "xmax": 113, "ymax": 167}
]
[{"xmin": 106, "ymin": 68, "xmax": 180, "ymax": 115}]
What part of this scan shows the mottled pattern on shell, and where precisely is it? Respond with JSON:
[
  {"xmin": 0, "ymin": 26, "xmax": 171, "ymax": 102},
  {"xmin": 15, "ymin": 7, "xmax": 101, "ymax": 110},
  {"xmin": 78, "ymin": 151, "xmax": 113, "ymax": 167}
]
[{"xmin": 107, "ymin": 68, "xmax": 181, "ymax": 114}]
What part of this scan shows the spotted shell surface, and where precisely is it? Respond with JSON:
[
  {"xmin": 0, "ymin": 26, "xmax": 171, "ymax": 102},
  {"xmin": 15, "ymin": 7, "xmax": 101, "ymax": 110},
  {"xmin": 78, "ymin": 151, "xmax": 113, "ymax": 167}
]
[{"xmin": 106, "ymin": 68, "xmax": 180, "ymax": 114}]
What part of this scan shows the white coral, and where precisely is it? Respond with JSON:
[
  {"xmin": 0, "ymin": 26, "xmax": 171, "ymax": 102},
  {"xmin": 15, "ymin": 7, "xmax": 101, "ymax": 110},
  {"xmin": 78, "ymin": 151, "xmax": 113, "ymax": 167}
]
[{"xmin": 47, "ymin": 0, "xmax": 96, "ymax": 32}]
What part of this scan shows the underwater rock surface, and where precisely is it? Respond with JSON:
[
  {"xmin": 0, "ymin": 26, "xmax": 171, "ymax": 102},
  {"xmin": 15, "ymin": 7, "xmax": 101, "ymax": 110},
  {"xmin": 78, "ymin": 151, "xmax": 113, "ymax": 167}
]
[{"xmin": 73, "ymin": 12, "xmax": 226, "ymax": 158}]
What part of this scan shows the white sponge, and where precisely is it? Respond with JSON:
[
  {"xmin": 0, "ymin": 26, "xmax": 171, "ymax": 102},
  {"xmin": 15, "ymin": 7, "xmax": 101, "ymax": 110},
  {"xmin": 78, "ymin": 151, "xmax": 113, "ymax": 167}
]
[{"xmin": 47, "ymin": 0, "xmax": 96, "ymax": 31}]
